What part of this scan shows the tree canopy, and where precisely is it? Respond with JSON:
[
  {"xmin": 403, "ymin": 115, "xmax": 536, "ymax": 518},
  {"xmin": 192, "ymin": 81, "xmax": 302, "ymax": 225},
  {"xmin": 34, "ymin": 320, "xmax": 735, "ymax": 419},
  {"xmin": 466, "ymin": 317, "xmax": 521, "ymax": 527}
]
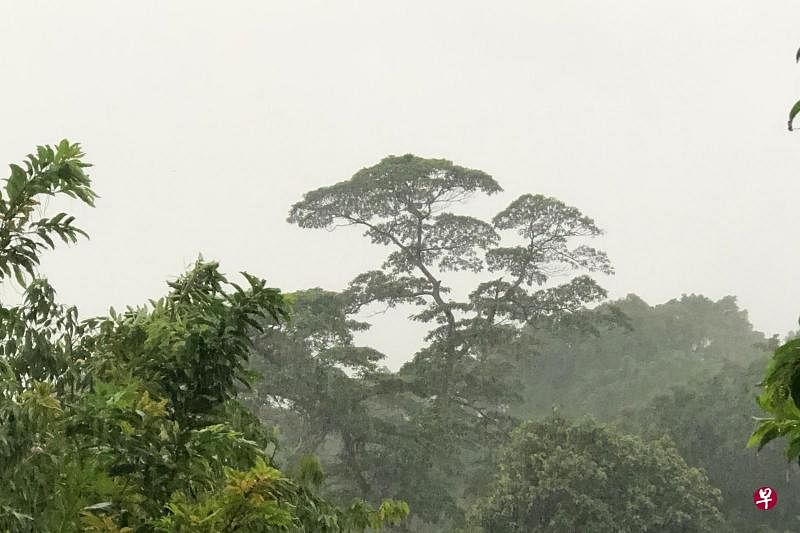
[
  {"xmin": 630, "ymin": 358, "xmax": 800, "ymax": 532},
  {"xmin": 468, "ymin": 416, "xmax": 723, "ymax": 533},
  {"xmin": 0, "ymin": 141, "xmax": 408, "ymax": 532},
  {"xmin": 284, "ymin": 154, "xmax": 617, "ymax": 526},
  {"xmin": 1, "ymin": 143, "xmax": 779, "ymax": 532},
  {"xmin": 516, "ymin": 293, "xmax": 769, "ymax": 419}
]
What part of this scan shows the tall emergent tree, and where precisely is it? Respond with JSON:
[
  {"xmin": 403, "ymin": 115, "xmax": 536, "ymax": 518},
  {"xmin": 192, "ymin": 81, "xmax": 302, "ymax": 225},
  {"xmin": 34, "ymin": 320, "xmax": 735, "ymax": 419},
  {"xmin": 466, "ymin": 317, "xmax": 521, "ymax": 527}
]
[{"xmin": 286, "ymin": 154, "xmax": 615, "ymax": 524}]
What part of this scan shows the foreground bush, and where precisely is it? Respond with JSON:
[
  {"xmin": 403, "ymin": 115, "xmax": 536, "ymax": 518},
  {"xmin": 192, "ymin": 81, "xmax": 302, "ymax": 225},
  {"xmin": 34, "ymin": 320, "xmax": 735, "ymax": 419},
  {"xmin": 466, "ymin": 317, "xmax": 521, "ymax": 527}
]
[{"xmin": 0, "ymin": 140, "xmax": 407, "ymax": 532}]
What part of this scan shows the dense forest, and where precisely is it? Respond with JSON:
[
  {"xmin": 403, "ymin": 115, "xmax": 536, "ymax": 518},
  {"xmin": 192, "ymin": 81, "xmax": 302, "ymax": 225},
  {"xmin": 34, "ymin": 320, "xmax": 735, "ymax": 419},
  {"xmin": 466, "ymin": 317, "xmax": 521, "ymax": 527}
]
[{"xmin": 1, "ymin": 141, "xmax": 799, "ymax": 532}]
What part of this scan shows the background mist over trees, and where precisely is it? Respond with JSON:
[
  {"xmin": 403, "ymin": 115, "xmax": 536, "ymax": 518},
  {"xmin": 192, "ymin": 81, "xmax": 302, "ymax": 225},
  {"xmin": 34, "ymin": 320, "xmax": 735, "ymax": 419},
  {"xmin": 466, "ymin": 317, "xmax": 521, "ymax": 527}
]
[
  {"xmin": 4, "ymin": 3, "xmax": 800, "ymax": 532},
  {"xmin": 1, "ymin": 142, "xmax": 797, "ymax": 532}
]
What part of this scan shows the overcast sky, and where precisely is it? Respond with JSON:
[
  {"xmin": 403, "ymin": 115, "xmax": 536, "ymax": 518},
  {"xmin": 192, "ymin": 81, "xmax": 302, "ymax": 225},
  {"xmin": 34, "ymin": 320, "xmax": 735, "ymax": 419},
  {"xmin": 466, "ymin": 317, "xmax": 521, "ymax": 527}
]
[{"xmin": 2, "ymin": 1, "xmax": 800, "ymax": 369}]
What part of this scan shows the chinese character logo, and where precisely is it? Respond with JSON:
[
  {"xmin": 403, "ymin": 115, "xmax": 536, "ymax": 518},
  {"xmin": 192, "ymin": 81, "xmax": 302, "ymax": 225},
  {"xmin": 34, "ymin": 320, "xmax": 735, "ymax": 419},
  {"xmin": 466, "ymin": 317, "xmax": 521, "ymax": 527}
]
[{"xmin": 753, "ymin": 486, "xmax": 777, "ymax": 510}]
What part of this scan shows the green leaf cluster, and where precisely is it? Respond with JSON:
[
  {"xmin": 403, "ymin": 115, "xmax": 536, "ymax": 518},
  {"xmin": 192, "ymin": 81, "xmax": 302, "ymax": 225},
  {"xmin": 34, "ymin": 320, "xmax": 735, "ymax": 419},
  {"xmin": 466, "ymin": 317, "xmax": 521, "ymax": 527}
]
[
  {"xmin": 0, "ymin": 142, "xmax": 408, "ymax": 532},
  {"xmin": 0, "ymin": 140, "xmax": 95, "ymax": 287},
  {"xmin": 467, "ymin": 416, "xmax": 723, "ymax": 532},
  {"xmin": 748, "ymin": 338, "xmax": 800, "ymax": 461}
]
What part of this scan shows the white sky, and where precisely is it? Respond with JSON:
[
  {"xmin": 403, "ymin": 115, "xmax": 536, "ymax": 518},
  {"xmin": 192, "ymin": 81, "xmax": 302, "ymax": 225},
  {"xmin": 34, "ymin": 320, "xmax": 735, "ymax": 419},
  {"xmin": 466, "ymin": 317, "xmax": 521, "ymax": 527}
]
[{"xmin": 2, "ymin": 1, "xmax": 800, "ymax": 369}]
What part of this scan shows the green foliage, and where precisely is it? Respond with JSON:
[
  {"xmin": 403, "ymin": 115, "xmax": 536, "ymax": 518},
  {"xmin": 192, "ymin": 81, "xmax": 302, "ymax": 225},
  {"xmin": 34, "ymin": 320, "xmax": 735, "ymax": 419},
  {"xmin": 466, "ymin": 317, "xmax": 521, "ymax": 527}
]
[
  {"xmin": 90, "ymin": 261, "xmax": 290, "ymax": 424},
  {"xmin": 790, "ymin": 48, "xmax": 800, "ymax": 130},
  {"xmin": 0, "ymin": 140, "xmax": 96, "ymax": 287},
  {"xmin": 0, "ymin": 142, "xmax": 407, "ymax": 532},
  {"xmin": 7, "ymin": 142, "xmax": 764, "ymax": 532},
  {"xmin": 516, "ymin": 293, "xmax": 767, "ymax": 419},
  {"xmin": 468, "ymin": 416, "xmax": 723, "ymax": 533},
  {"xmin": 789, "ymin": 100, "xmax": 800, "ymax": 131},
  {"xmin": 627, "ymin": 359, "xmax": 800, "ymax": 532},
  {"xmin": 297, "ymin": 454, "xmax": 326, "ymax": 488},
  {"xmin": 152, "ymin": 459, "xmax": 302, "ymax": 532},
  {"xmin": 152, "ymin": 458, "xmax": 408, "ymax": 532},
  {"xmin": 462, "ymin": 291, "xmax": 777, "ymax": 530},
  {"xmin": 288, "ymin": 154, "xmax": 502, "ymax": 235},
  {"xmin": 245, "ymin": 289, "xmax": 414, "ymax": 507},
  {"xmin": 748, "ymin": 338, "xmax": 800, "ymax": 461}
]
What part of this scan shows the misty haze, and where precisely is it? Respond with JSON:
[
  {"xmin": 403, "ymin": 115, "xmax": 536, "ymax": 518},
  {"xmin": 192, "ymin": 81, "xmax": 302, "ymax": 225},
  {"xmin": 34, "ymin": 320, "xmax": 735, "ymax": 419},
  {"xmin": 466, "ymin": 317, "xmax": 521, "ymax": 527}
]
[{"xmin": 1, "ymin": 2, "xmax": 800, "ymax": 532}]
